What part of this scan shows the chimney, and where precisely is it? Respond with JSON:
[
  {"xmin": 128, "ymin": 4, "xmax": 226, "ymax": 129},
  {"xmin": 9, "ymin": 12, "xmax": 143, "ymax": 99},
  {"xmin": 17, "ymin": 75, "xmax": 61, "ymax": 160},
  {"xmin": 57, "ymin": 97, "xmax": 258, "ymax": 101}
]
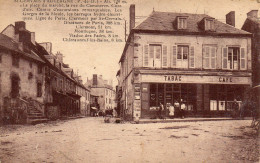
[
  {"xmin": 226, "ymin": 11, "xmax": 235, "ymax": 27},
  {"xmin": 93, "ymin": 74, "xmax": 98, "ymax": 86},
  {"xmin": 129, "ymin": 4, "xmax": 135, "ymax": 32},
  {"xmin": 31, "ymin": 32, "xmax": 35, "ymax": 45},
  {"xmin": 56, "ymin": 51, "xmax": 63, "ymax": 63},
  {"xmin": 15, "ymin": 21, "xmax": 26, "ymax": 34},
  {"xmin": 247, "ymin": 10, "xmax": 258, "ymax": 18}
]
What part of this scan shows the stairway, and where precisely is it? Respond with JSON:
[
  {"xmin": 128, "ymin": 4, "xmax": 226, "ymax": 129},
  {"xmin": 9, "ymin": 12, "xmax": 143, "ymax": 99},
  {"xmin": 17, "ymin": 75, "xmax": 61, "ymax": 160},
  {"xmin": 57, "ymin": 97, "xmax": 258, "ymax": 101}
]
[{"xmin": 27, "ymin": 103, "xmax": 48, "ymax": 125}]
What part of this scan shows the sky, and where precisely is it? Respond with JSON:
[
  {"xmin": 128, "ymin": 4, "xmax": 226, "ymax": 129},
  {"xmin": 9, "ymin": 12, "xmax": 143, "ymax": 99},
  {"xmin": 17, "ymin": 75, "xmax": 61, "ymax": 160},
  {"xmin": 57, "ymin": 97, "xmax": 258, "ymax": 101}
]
[{"xmin": 0, "ymin": 0, "xmax": 259, "ymax": 87}]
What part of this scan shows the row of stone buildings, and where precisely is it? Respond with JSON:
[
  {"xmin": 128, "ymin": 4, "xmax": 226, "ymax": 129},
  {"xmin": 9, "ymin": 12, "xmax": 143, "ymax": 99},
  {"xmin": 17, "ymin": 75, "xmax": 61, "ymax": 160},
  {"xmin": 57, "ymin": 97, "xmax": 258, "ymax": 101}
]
[
  {"xmin": 0, "ymin": 21, "xmax": 92, "ymax": 124},
  {"xmin": 116, "ymin": 5, "xmax": 259, "ymax": 120},
  {"xmin": 85, "ymin": 74, "xmax": 116, "ymax": 116}
]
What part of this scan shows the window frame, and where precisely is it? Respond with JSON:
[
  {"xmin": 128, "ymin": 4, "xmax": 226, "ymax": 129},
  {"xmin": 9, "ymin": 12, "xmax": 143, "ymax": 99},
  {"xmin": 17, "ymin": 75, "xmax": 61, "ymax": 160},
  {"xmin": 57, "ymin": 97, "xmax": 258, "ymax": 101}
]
[
  {"xmin": 177, "ymin": 17, "xmax": 188, "ymax": 29},
  {"xmin": 203, "ymin": 45, "xmax": 217, "ymax": 69},
  {"xmin": 12, "ymin": 54, "xmax": 20, "ymax": 68},
  {"xmin": 204, "ymin": 18, "xmax": 215, "ymax": 31},
  {"xmin": 227, "ymin": 47, "xmax": 240, "ymax": 70}
]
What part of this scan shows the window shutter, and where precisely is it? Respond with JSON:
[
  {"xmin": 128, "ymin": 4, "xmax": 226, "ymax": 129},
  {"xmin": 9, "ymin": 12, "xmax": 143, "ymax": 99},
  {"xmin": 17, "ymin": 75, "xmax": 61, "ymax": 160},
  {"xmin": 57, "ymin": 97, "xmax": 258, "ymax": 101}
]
[
  {"xmin": 143, "ymin": 45, "xmax": 149, "ymax": 67},
  {"xmin": 240, "ymin": 47, "xmax": 246, "ymax": 70},
  {"xmin": 162, "ymin": 45, "xmax": 167, "ymax": 67},
  {"xmin": 222, "ymin": 47, "xmax": 228, "ymax": 69},
  {"xmin": 177, "ymin": 18, "xmax": 180, "ymax": 29},
  {"xmin": 211, "ymin": 47, "xmax": 216, "ymax": 69},
  {"xmin": 172, "ymin": 46, "xmax": 177, "ymax": 67},
  {"xmin": 189, "ymin": 46, "xmax": 195, "ymax": 68},
  {"xmin": 203, "ymin": 46, "xmax": 209, "ymax": 69},
  {"xmin": 149, "ymin": 45, "xmax": 154, "ymax": 67}
]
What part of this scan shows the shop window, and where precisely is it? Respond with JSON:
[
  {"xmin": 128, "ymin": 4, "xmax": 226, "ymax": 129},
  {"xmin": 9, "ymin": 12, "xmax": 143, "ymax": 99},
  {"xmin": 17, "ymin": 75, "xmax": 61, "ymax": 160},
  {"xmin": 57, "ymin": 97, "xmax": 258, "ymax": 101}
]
[
  {"xmin": 203, "ymin": 46, "xmax": 216, "ymax": 69},
  {"xmin": 37, "ymin": 82, "xmax": 42, "ymax": 97},
  {"xmin": 222, "ymin": 47, "xmax": 246, "ymax": 70},
  {"xmin": 150, "ymin": 84, "xmax": 157, "ymax": 107},
  {"xmin": 12, "ymin": 55, "xmax": 19, "ymax": 68},
  {"xmin": 166, "ymin": 84, "xmax": 172, "ymax": 92},
  {"xmin": 158, "ymin": 84, "xmax": 164, "ymax": 104}
]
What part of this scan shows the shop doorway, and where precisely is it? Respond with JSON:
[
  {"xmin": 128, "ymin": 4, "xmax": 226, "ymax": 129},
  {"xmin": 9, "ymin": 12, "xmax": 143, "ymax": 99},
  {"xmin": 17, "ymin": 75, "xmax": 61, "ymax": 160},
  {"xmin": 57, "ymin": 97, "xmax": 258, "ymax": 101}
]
[{"xmin": 145, "ymin": 83, "xmax": 196, "ymax": 118}]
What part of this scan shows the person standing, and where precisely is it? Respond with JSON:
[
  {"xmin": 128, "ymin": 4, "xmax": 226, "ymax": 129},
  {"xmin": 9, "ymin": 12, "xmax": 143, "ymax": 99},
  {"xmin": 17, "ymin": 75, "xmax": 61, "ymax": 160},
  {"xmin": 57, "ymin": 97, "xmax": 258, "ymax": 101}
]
[
  {"xmin": 174, "ymin": 100, "xmax": 180, "ymax": 118},
  {"xmin": 157, "ymin": 102, "xmax": 164, "ymax": 119},
  {"xmin": 180, "ymin": 99, "xmax": 186, "ymax": 119},
  {"xmin": 169, "ymin": 103, "xmax": 175, "ymax": 119},
  {"xmin": 232, "ymin": 98, "xmax": 239, "ymax": 118}
]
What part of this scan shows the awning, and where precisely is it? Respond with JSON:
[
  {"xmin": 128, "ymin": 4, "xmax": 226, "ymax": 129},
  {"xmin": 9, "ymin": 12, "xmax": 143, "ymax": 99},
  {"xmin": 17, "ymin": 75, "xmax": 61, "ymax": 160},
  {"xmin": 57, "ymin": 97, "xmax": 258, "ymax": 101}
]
[{"xmin": 91, "ymin": 107, "xmax": 97, "ymax": 110}]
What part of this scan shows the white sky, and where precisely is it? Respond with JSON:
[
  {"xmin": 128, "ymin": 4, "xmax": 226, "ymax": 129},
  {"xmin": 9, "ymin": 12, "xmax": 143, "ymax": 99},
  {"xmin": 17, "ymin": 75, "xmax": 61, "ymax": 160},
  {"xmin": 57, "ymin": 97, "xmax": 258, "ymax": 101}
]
[{"xmin": 0, "ymin": 0, "xmax": 259, "ymax": 87}]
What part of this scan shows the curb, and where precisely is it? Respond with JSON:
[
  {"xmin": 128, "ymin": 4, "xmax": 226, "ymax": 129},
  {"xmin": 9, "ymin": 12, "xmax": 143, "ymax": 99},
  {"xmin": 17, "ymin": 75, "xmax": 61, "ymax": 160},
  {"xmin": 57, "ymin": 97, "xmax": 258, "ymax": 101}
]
[{"xmin": 136, "ymin": 118, "xmax": 250, "ymax": 124}]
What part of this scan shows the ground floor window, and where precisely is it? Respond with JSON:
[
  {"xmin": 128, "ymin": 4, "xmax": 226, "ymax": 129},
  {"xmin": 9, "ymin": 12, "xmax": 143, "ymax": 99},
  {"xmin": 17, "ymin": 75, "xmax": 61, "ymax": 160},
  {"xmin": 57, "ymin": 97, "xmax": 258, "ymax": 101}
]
[
  {"xmin": 148, "ymin": 83, "xmax": 196, "ymax": 112},
  {"xmin": 209, "ymin": 84, "xmax": 244, "ymax": 111},
  {"xmin": 141, "ymin": 83, "xmax": 248, "ymax": 118}
]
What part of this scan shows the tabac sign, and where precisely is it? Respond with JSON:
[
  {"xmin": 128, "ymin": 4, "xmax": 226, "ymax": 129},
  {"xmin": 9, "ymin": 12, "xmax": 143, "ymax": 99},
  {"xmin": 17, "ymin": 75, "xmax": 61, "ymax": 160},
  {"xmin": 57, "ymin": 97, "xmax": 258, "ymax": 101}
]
[{"xmin": 141, "ymin": 74, "xmax": 251, "ymax": 85}]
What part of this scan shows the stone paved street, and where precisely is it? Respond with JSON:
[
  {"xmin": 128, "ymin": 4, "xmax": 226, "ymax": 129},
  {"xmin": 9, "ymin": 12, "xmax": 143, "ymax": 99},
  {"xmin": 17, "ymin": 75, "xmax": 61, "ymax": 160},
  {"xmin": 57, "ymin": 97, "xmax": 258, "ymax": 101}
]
[{"xmin": 0, "ymin": 118, "xmax": 259, "ymax": 163}]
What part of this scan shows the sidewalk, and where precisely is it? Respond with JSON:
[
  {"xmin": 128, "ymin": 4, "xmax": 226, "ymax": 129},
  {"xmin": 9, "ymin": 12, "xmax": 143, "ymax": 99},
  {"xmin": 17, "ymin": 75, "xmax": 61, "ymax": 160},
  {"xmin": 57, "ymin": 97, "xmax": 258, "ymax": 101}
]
[{"xmin": 137, "ymin": 117, "xmax": 251, "ymax": 124}]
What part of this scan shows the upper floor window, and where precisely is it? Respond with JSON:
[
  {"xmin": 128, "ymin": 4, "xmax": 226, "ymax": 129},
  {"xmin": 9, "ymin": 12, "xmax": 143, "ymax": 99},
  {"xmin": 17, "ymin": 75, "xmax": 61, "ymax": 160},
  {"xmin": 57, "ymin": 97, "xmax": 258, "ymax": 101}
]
[
  {"xmin": 38, "ymin": 65, "xmax": 42, "ymax": 74},
  {"xmin": 203, "ymin": 46, "xmax": 216, "ymax": 69},
  {"xmin": 143, "ymin": 44, "xmax": 162, "ymax": 68},
  {"xmin": 177, "ymin": 17, "xmax": 187, "ymax": 29},
  {"xmin": 0, "ymin": 54, "xmax": 2, "ymax": 63},
  {"xmin": 222, "ymin": 47, "xmax": 246, "ymax": 70},
  {"xmin": 177, "ymin": 45, "xmax": 189, "ymax": 68},
  {"xmin": 205, "ymin": 19, "xmax": 214, "ymax": 31},
  {"xmin": 12, "ymin": 55, "xmax": 19, "ymax": 68},
  {"xmin": 143, "ymin": 44, "xmax": 194, "ymax": 68}
]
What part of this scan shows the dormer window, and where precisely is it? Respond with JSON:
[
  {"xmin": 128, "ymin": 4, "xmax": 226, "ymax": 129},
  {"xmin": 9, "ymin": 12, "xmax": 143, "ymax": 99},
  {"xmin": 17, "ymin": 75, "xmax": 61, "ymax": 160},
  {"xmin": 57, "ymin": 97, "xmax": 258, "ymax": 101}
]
[
  {"xmin": 205, "ymin": 18, "xmax": 214, "ymax": 31},
  {"xmin": 177, "ymin": 17, "xmax": 188, "ymax": 29}
]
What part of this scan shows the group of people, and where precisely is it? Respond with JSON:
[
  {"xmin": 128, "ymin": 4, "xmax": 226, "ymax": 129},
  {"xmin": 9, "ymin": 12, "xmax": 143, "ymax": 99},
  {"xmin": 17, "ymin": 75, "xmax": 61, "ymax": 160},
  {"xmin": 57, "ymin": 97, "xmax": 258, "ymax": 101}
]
[{"xmin": 157, "ymin": 100, "xmax": 186, "ymax": 119}]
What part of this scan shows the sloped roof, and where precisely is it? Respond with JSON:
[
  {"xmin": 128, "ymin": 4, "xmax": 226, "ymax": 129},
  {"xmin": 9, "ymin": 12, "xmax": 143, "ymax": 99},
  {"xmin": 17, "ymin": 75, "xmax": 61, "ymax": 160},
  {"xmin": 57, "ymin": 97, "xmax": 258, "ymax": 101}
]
[
  {"xmin": 134, "ymin": 11, "xmax": 250, "ymax": 35},
  {"xmin": 248, "ymin": 17, "xmax": 260, "ymax": 25},
  {"xmin": 85, "ymin": 76, "xmax": 113, "ymax": 90},
  {"xmin": 0, "ymin": 33, "xmax": 44, "ymax": 63}
]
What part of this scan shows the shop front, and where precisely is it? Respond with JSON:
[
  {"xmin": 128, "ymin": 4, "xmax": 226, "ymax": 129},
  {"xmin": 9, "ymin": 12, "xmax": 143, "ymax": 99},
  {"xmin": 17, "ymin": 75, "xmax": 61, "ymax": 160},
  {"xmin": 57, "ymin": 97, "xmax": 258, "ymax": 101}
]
[{"xmin": 137, "ymin": 73, "xmax": 251, "ymax": 118}]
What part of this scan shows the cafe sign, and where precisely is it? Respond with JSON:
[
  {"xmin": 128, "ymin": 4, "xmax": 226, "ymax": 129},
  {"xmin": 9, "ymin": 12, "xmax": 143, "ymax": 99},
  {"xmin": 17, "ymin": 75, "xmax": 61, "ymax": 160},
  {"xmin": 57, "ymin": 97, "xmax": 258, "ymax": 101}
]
[{"xmin": 141, "ymin": 74, "xmax": 251, "ymax": 85}]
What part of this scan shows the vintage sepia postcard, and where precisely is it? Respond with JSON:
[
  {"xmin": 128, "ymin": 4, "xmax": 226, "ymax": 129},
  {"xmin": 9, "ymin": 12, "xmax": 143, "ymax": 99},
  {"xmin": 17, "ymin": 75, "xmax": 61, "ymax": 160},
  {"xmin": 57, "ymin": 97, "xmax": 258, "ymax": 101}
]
[{"xmin": 0, "ymin": 0, "xmax": 259, "ymax": 162}]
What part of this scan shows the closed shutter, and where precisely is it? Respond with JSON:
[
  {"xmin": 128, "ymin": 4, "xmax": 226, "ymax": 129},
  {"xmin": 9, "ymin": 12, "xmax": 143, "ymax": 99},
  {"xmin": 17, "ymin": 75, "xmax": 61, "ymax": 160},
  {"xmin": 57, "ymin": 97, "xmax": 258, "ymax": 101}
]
[
  {"xmin": 172, "ymin": 46, "xmax": 177, "ymax": 67},
  {"xmin": 143, "ymin": 45, "xmax": 149, "ymax": 67},
  {"xmin": 211, "ymin": 47, "xmax": 216, "ymax": 69},
  {"xmin": 162, "ymin": 45, "xmax": 167, "ymax": 67},
  {"xmin": 222, "ymin": 47, "xmax": 228, "ymax": 69},
  {"xmin": 189, "ymin": 46, "xmax": 195, "ymax": 68},
  {"xmin": 240, "ymin": 47, "xmax": 246, "ymax": 70},
  {"xmin": 149, "ymin": 45, "xmax": 154, "ymax": 67},
  {"xmin": 203, "ymin": 46, "xmax": 210, "ymax": 69}
]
